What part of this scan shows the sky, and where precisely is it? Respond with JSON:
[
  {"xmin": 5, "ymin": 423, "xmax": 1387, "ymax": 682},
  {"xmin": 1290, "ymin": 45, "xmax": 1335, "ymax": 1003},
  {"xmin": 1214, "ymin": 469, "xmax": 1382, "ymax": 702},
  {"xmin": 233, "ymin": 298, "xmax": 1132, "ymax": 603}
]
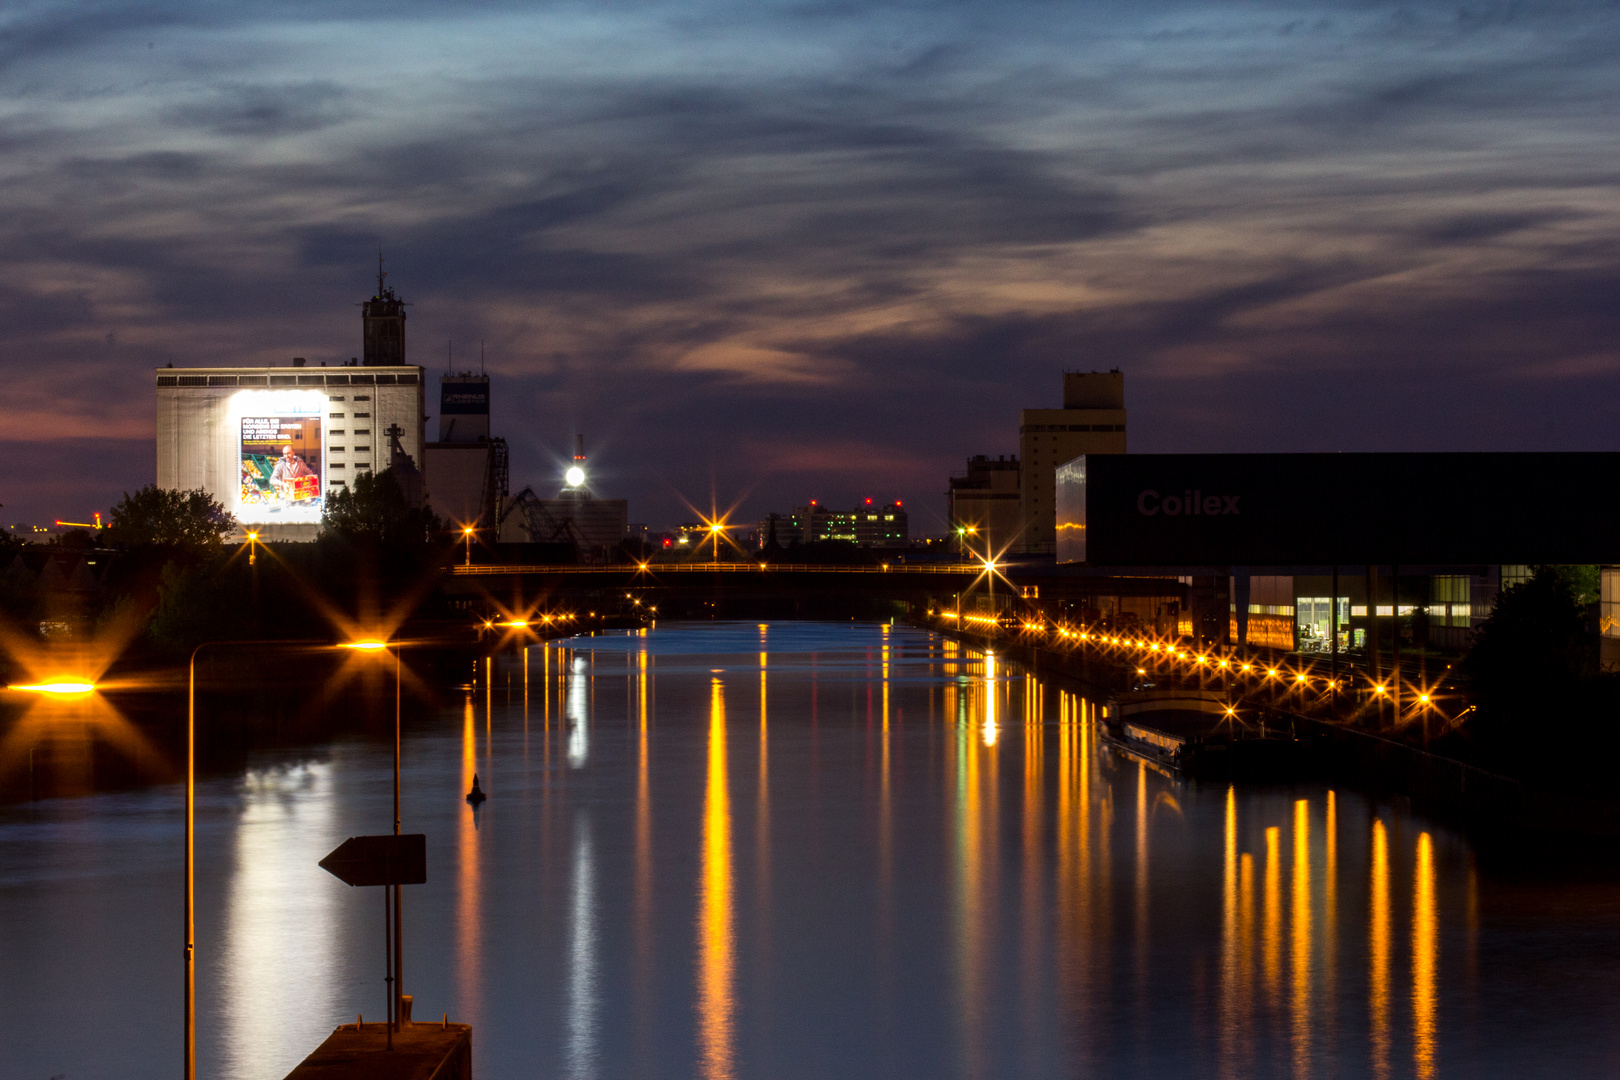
[{"xmin": 3, "ymin": 0, "xmax": 1620, "ymax": 533}]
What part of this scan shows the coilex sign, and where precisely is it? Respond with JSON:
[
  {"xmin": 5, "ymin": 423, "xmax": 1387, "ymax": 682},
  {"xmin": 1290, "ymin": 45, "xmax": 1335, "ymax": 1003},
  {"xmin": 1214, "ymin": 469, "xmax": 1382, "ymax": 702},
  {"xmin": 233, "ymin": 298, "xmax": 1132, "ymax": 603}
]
[{"xmin": 1137, "ymin": 489, "xmax": 1241, "ymax": 516}]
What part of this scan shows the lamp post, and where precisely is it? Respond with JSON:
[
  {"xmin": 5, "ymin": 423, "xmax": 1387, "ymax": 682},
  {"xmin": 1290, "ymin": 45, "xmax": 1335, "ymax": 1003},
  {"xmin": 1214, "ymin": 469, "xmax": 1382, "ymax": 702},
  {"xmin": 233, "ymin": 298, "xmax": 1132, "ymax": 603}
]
[
  {"xmin": 342, "ymin": 639, "xmax": 406, "ymax": 1039},
  {"xmin": 462, "ymin": 525, "xmax": 475, "ymax": 567}
]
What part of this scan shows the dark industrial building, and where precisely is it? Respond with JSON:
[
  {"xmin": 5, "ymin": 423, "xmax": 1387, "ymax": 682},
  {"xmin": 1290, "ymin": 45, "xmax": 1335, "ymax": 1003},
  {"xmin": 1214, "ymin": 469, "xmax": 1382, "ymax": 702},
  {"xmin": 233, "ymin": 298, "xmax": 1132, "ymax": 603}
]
[{"xmin": 1053, "ymin": 452, "xmax": 1620, "ymax": 660}]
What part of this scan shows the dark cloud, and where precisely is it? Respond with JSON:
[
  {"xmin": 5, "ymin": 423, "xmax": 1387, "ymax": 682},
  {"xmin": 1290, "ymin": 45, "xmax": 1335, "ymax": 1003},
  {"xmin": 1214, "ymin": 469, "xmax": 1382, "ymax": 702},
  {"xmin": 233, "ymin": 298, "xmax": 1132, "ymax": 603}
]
[
  {"xmin": 168, "ymin": 82, "xmax": 348, "ymax": 137},
  {"xmin": 2, "ymin": 0, "xmax": 1620, "ymax": 529}
]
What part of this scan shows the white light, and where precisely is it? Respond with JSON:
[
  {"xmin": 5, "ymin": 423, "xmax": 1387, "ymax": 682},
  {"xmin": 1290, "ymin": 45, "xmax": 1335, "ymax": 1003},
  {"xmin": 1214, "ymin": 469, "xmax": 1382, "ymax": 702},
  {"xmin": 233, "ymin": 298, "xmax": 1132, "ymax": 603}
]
[{"xmin": 565, "ymin": 466, "xmax": 585, "ymax": 487}]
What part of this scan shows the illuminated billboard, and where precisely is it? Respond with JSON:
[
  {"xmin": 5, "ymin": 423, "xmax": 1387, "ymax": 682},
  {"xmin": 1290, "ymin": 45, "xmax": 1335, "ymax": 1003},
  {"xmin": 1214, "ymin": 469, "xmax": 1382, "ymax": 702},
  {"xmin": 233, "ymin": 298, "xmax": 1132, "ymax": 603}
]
[{"xmin": 232, "ymin": 390, "xmax": 326, "ymax": 525}]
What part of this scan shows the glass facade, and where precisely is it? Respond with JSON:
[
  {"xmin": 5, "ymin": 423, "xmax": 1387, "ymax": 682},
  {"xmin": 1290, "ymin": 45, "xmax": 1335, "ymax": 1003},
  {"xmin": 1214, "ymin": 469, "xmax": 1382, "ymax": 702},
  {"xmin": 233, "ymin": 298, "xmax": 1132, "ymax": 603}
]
[{"xmin": 1295, "ymin": 597, "xmax": 1350, "ymax": 653}]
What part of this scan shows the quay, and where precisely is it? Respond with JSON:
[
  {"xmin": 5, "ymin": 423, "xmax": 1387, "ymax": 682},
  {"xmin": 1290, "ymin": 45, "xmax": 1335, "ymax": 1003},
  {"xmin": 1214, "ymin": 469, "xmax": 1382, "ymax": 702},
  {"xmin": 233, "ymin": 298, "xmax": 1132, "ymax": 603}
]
[
  {"xmin": 927, "ymin": 619, "xmax": 1620, "ymax": 843},
  {"xmin": 284, "ymin": 1020, "xmax": 471, "ymax": 1080}
]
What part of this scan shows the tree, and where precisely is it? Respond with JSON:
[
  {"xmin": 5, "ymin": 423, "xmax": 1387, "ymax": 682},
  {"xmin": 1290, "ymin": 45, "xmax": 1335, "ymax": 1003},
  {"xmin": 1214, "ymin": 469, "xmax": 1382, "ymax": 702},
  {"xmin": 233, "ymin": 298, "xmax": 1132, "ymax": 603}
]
[
  {"xmin": 104, "ymin": 486, "xmax": 235, "ymax": 549},
  {"xmin": 1463, "ymin": 565, "xmax": 1599, "ymax": 767},
  {"xmin": 322, "ymin": 468, "xmax": 442, "ymax": 546}
]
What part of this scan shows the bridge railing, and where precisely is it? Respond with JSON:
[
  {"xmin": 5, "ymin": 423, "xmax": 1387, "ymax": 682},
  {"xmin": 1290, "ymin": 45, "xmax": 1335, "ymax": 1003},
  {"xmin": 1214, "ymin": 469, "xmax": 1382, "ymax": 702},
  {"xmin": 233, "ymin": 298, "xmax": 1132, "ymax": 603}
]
[{"xmin": 451, "ymin": 562, "xmax": 986, "ymax": 576}]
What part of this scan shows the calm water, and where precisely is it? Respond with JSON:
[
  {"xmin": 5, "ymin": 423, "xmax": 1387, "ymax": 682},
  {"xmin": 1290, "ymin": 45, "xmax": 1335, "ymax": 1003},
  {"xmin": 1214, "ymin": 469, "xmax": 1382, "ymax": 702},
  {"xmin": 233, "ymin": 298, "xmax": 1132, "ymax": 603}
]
[{"xmin": 4, "ymin": 621, "xmax": 1620, "ymax": 1079}]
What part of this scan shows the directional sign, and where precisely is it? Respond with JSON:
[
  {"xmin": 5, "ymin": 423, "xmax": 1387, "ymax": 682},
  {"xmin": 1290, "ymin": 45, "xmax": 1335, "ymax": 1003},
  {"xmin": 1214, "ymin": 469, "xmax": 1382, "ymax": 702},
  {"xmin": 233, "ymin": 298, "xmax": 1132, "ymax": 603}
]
[{"xmin": 319, "ymin": 834, "xmax": 426, "ymax": 887}]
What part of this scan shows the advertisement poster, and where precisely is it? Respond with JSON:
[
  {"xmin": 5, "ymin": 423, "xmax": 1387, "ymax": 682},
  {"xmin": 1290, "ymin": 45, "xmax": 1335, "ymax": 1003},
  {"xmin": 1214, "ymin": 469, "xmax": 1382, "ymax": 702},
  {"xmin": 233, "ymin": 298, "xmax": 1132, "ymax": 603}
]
[{"xmin": 240, "ymin": 415, "xmax": 324, "ymax": 523}]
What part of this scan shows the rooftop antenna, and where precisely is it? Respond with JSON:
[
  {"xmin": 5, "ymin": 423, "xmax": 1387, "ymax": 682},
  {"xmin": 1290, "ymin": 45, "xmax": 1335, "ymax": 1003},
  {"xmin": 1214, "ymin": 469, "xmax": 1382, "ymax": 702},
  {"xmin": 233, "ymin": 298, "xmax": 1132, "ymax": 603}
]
[
  {"xmin": 447, "ymin": 339, "xmax": 452, "ymax": 372},
  {"xmin": 377, "ymin": 251, "xmax": 387, "ymax": 297},
  {"xmin": 480, "ymin": 339, "xmax": 485, "ymax": 374}
]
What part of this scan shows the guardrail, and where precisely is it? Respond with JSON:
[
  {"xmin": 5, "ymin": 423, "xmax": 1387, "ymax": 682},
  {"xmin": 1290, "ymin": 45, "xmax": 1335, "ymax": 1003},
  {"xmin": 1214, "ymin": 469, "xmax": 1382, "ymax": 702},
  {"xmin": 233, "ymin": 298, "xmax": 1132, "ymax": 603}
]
[{"xmin": 451, "ymin": 562, "xmax": 986, "ymax": 576}]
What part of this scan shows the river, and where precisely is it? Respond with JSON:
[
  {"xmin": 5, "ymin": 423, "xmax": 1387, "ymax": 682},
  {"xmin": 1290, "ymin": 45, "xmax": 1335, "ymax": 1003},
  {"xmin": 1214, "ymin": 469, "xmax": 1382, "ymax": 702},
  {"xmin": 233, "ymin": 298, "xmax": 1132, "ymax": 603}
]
[{"xmin": 3, "ymin": 621, "xmax": 1619, "ymax": 1078}]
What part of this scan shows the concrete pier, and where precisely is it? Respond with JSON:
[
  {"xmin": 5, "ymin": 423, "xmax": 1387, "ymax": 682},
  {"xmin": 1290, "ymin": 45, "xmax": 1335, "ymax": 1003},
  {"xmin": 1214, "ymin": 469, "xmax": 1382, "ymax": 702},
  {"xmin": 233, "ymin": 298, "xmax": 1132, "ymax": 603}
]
[{"xmin": 283, "ymin": 1021, "xmax": 471, "ymax": 1080}]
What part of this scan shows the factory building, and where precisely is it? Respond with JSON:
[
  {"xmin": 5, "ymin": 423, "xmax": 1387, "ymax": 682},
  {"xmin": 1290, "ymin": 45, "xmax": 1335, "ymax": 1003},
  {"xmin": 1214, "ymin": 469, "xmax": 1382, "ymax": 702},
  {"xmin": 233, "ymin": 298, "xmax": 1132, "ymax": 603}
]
[
  {"xmin": 154, "ymin": 268, "xmax": 426, "ymax": 541},
  {"xmin": 155, "ymin": 363, "xmax": 424, "ymax": 541},
  {"xmin": 1054, "ymin": 451, "xmax": 1620, "ymax": 657}
]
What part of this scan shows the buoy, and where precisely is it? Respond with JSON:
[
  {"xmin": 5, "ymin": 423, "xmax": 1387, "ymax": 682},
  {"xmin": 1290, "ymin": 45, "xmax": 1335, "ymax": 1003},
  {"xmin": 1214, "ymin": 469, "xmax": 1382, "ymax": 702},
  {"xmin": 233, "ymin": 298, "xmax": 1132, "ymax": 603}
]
[{"xmin": 466, "ymin": 773, "xmax": 486, "ymax": 805}]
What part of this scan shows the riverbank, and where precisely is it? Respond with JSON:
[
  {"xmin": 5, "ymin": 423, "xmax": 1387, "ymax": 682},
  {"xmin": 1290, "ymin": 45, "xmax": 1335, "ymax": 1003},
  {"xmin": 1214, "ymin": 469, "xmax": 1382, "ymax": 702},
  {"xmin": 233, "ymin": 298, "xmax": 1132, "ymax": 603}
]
[
  {"xmin": 0, "ymin": 616, "xmax": 642, "ymax": 805},
  {"xmin": 927, "ymin": 618, "xmax": 1620, "ymax": 848}
]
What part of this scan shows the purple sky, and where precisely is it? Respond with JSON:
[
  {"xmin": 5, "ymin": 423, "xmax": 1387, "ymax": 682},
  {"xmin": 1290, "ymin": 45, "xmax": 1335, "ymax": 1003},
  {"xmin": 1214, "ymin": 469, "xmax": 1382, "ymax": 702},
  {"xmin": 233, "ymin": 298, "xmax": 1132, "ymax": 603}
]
[{"xmin": 4, "ymin": 0, "xmax": 1620, "ymax": 533}]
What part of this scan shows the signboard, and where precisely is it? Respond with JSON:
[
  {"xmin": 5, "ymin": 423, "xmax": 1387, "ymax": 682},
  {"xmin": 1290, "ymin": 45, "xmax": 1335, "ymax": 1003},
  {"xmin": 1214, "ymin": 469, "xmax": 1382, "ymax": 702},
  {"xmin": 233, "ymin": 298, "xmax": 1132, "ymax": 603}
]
[
  {"xmin": 319, "ymin": 834, "xmax": 427, "ymax": 887},
  {"xmin": 440, "ymin": 380, "xmax": 489, "ymax": 415},
  {"xmin": 233, "ymin": 390, "xmax": 326, "ymax": 524},
  {"xmin": 1060, "ymin": 452, "xmax": 1620, "ymax": 566}
]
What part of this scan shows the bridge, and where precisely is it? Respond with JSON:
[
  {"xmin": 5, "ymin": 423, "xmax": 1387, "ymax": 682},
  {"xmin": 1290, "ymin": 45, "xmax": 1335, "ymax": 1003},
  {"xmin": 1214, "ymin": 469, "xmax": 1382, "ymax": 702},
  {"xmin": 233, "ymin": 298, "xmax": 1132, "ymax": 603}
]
[{"xmin": 445, "ymin": 561, "xmax": 1001, "ymax": 618}]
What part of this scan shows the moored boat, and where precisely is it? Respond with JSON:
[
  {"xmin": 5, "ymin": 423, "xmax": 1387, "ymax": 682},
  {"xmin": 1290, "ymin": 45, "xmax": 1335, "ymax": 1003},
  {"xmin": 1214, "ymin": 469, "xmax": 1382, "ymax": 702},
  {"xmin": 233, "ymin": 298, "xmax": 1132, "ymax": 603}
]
[{"xmin": 1102, "ymin": 688, "xmax": 1302, "ymax": 779}]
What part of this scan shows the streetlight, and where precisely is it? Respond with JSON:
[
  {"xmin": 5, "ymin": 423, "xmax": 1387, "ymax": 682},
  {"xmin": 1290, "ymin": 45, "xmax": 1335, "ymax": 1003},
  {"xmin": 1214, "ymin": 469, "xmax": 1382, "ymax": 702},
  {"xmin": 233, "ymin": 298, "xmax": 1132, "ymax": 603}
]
[
  {"xmin": 341, "ymin": 638, "xmax": 406, "ymax": 1039},
  {"xmin": 461, "ymin": 525, "xmax": 476, "ymax": 567},
  {"xmin": 246, "ymin": 531, "xmax": 259, "ymax": 567},
  {"xmin": 6, "ymin": 680, "xmax": 96, "ymax": 695}
]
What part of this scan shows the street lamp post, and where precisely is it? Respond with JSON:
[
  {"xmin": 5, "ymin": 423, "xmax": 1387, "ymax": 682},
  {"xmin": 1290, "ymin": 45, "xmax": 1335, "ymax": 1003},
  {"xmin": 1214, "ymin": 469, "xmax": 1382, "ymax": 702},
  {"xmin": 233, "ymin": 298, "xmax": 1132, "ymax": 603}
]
[
  {"xmin": 462, "ymin": 526, "xmax": 475, "ymax": 567},
  {"xmin": 342, "ymin": 639, "xmax": 405, "ymax": 1038}
]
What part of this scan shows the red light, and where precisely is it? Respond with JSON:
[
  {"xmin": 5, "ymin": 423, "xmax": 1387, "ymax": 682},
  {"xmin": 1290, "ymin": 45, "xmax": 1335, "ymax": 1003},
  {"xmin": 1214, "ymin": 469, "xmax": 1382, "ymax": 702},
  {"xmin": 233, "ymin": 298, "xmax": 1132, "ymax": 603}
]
[
  {"xmin": 894, "ymin": 500, "xmax": 901, "ymax": 507},
  {"xmin": 810, "ymin": 499, "xmax": 817, "ymax": 505},
  {"xmin": 662, "ymin": 538, "xmax": 672, "ymax": 548},
  {"xmin": 865, "ymin": 497, "xmax": 872, "ymax": 505}
]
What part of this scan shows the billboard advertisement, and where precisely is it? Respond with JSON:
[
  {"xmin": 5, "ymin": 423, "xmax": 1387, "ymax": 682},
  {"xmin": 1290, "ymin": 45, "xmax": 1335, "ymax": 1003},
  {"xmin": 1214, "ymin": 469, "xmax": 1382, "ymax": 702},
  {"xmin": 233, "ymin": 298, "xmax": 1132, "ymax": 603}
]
[{"xmin": 233, "ymin": 390, "xmax": 326, "ymax": 525}]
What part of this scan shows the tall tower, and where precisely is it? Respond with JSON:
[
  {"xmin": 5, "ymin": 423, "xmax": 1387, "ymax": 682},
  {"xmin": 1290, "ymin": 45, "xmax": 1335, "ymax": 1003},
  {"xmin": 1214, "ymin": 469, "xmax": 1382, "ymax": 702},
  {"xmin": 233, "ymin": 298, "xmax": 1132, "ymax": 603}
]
[
  {"xmin": 562, "ymin": 434, "xmax": 592, "ymax": 497},
  {"xmin": 438, "ymin": 374, "xmax": 490, "ymax": 442},
  {"xmin": 1018, "ymin": 370, "xmax": 1126, "ymax": 554},
  {"xmin": 361, "ymin": 255, "xmax": 407, "ymax": 367}
]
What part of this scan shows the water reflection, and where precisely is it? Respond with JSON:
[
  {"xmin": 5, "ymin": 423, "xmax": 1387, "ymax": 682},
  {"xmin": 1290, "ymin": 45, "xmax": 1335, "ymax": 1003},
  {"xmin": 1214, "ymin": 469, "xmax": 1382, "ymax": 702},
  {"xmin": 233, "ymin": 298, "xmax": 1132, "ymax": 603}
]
[
  {"xmin": 567, "ymin": 656, "xmax": 589, "ymax": 769},
  {"xmin": 567, "ymin": 814, "xmax": 599, "ymax": 1079},
  {"xmin": 219, "ymin": 763, "xmax": 338, "ymax": 1079},
  {"xmin": 7, "ymin": 622, "xmax": 1604, "ymax": 1080},
  {"xmin": 697, "ymin": 678, "xmax": 734, "ymax": 1080},
  {"xmin": 1291, "ymin": 798, "xmax": 1311, "ymax": 1077},
  {"xmin": 634, "ymin": 645, "xmax": 653, "ymax": 1071},
  {"xmin": 457, "ymin": 695, "xmax": 481, "ymax": 1019},
  {"xmin": 1370, "ymin": 817, "xmax": 1391, "ymax": 1080},
  {"xmin": 1414, "ymin": 830, "xmax": 1438, "ymax": 1080}
]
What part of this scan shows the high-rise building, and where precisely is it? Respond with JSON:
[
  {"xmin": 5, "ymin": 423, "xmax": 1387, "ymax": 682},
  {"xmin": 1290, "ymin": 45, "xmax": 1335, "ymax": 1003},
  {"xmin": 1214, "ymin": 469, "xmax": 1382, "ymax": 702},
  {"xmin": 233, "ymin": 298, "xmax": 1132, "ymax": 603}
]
[
  {"xmin": 947, "ymin": 454, "xmax": 1021, "ymax": 555},
  {"xmin": 760, "ymin": 500, "xmax": 908, "ymax": 548},
  {"xmin": 854, "ymin": 499, "xmax": 909, "ymax": 547},
  {"xmin": 1019, "ymin": 370, "xmax": 1126, "ymax": 554},
  {"xmin": 361, "ymin": 258, "xmax": 407, "ymax": 367}
]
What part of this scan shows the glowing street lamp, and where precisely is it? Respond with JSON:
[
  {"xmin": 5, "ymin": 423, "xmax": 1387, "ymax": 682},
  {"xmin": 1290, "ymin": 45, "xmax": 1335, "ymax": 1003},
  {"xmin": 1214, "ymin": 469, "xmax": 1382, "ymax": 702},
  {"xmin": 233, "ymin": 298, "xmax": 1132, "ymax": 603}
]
[
  {"xmin": 246, "ymin": 531, "xmax": 260, "ymax": 567},
  {"xmin": 7, "ymin": 680, "xmax": 97, "ymax": 695},
  {"xmin": 461, "ymin": 525, "xmax": 476, "ymax": 567}
]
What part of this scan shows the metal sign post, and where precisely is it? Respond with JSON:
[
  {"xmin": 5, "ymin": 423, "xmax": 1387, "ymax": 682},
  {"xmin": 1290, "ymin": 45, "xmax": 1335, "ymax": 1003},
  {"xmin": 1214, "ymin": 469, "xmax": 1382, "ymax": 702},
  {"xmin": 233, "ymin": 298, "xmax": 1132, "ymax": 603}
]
[{"xmin": 320, "ymin": 834, "xmax": 428, "ymax": 1049}]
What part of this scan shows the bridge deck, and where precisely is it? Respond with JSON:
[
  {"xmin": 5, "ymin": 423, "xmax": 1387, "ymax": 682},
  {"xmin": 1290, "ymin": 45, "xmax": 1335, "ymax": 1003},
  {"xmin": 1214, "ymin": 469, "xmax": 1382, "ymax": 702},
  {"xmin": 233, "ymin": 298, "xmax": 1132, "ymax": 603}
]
[{"xmin": 452, "ymin": 562, "xmax": 986, "ymax": 576}]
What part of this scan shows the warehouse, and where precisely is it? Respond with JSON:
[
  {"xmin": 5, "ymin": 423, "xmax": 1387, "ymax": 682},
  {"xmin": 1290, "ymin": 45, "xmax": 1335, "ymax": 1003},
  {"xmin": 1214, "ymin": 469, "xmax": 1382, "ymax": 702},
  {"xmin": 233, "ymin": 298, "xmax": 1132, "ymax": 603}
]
[
  {"xmin": 1055, "ymin": 452, "xmax": 1620, "ymax": 655},
  {"xmin": 155, "ymin": 362, "xmax": 426, "ymax": 541}
]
